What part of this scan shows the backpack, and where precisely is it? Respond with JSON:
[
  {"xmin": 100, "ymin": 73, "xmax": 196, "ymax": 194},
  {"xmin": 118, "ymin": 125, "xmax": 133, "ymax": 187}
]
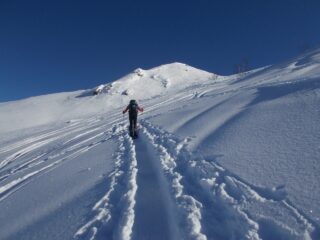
[{"xmin": 129, "ymin": 100, "xmax": 138, "ymax": 113}]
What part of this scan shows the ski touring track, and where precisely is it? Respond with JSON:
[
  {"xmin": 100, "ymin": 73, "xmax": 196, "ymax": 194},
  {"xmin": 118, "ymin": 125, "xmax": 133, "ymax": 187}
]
[
  {"xmin": 140, "ymin": 120, "xmax": 319, "ymax": 240},
  {"xmin": 74, "ymin": 119, "xmax": 319, "ymax": 240},
  {"xmin": 74, "ymin": 123, "xmax": 138, "ymax": 240},
  {"xmin": 74, "ymin": 121, "xmax": 200, "ymax": 240}
]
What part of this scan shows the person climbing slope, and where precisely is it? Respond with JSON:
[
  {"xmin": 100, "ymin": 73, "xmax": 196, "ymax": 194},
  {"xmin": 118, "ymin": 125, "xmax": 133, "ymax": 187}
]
[{"xmin": 122, "ymin": 99, "xmax": 144, "ymax": 138}]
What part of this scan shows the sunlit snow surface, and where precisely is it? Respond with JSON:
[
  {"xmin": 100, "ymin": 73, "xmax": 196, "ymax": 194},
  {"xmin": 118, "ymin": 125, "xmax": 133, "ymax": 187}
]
[{"xmin": 0, "ymin": 49, "xmax": 319, "ymax": 240}]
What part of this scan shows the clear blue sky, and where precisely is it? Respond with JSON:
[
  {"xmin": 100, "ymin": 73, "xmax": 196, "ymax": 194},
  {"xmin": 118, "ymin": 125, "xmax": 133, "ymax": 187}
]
[{"xmin": 1, "ymin": 0, "xmax": 320, "ymax": 102}]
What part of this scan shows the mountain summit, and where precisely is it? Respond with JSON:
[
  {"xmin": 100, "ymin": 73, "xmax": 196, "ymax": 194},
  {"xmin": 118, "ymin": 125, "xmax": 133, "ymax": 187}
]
[{"xmin": 90, "ymin": 62, "xmax": 219, "ymax": 99}]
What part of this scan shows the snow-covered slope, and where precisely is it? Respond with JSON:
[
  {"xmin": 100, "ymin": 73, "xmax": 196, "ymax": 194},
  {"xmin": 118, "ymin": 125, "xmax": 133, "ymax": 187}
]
[
  {"xmin": 0, "ymin": 63, "xmax": 218, "ymax": 134},
  {"xmin": 0, "ymin": 49, "xmax": 319, "ymax": 240}
]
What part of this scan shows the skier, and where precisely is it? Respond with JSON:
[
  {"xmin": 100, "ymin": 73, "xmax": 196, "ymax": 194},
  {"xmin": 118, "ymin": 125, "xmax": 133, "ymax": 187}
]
[{"xmin": 122, "ymin": 99, "xmax": 144, "ymax": 138}]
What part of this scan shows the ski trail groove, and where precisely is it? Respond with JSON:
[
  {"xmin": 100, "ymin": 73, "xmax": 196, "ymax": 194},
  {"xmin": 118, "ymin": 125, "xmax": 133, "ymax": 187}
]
[
  {"xmin": 0, "ymin": 121, "xmax": 83, "ymax": 154},
  {"xmin": 141, "ymin": 120, "xmax": 318, "ymax": 240},
  {"xmin": 132, "ymin": 132, "xmax": 179, "ymax": 240},
  {"xmin": 0, "ymin": 118, "xmax": 119, "ymax": 184},
  {"xmin": 0, "ymin": 119, "xmax": 110, "ymax": 171},
  {"xmin": 141, "ymin": 122, "xmax": 207, "ymax": 240},
  {"xmin": 142, "ymin": 120, "xmax": 262, "ymax": 239},
  {"xmin": 0, "ymin": 126, "xmax": 114, "ymax": 202},
  {"xmin": 74, "ymin": 123, "xmax": 138, "ymax": 240}
]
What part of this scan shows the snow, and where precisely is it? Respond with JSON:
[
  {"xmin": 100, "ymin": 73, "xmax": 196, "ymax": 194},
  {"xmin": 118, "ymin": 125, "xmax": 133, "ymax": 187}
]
[{"xmin": 0, "ymin": 48, "xmax": 319, "ymax": 239}]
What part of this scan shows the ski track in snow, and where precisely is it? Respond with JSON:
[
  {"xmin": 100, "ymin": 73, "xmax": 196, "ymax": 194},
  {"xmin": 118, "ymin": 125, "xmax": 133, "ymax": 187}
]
[
  {"xmin": 0, "ymin": 115, "xmax": 120, "ymax": 177},
  {"xmin": 140, "ymin": 120, "xmax": 318, "ymax": 240},
  {"xmin": 75, "ymin": 123, "xmax": 138, "ymax": 240},
  {"xmin": 0, "ymin": 116, "xmax": 101, "ymax": 155},
  {"xmin": 141, "ymin": 122, "xmax": 206, "ymax": 240},
  {"xmin": 75, "ymin": 121, "xmax": 180, "ymax": 240},
  {"xmin": 0, "ymin": 116, "xmax": 122, "ymax": 202},
  {"xmin": 0, "ymin": 123, "xmax": 85, "ymax": 170}
]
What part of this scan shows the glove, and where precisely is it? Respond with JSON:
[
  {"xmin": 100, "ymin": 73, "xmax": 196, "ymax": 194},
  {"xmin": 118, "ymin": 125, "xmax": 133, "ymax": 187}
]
[{"xmin": 122, "ymin": 111, "xmax": 125, "ymax": 114}]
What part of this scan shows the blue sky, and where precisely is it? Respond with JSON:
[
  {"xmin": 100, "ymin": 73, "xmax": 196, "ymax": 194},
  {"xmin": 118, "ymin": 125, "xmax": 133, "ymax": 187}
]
[{"xmin": 1, "ymin": 0, "xmax": 320, "ymax": 102}]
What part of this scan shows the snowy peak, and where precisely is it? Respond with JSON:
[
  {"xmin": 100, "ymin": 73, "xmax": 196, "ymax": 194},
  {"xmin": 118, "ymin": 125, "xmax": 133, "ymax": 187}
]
[
  {"xmin": 92, "ymin": 62, "xmax": 219, "ymax": 99},
  {"xmin": 147, "ymin": 62, "xmax": 214, "ymax": 76}
]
